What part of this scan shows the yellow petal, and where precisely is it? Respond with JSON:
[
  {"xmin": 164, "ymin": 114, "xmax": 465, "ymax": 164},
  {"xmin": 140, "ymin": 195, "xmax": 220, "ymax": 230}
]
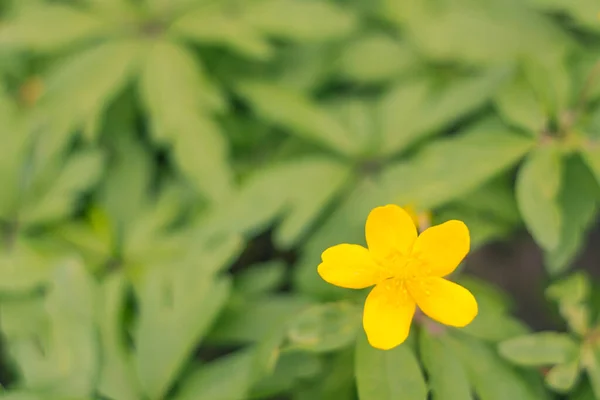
[
  {"xmin": 363, "ymin": 279, "xmax": 416, "ymax": 350},
  {"xmin": 318, "ymin": 244, "xmax": 385, "ymax": 289},
  {"xmin": 366, "ymin": 205, "xmax": 417, "ymax": 265},
  {"xmin": 407, "ymin": 277, "xmax": 478, "ymax": 327},
  {"xmin": 412, "ymin": 220, "xmax": 470, "ymax": 277}
]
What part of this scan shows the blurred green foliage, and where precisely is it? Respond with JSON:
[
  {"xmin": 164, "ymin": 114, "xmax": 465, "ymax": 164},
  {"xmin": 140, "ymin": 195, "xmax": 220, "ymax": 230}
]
[{"xmin": 0, "ymin": 0, "xmax": 599, "ymax": 399}]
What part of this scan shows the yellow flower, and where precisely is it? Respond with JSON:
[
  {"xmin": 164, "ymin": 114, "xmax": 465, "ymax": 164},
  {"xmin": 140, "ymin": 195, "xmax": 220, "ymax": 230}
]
[{"xmin": 317, "ymin": 204, "xmax": 478, "ymax": 350}]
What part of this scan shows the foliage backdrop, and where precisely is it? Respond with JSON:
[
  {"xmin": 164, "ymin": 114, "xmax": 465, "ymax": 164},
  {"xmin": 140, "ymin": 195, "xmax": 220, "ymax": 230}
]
[{"xmin": 0, "ymin": 0, "xmax": 600, "ymax": 399}]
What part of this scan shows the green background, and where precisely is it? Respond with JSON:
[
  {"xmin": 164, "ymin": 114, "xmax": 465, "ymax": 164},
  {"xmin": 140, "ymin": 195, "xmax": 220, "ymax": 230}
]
[{"xmin": 0, "ymin": 0, "xmax": 599, "ymax": 399}]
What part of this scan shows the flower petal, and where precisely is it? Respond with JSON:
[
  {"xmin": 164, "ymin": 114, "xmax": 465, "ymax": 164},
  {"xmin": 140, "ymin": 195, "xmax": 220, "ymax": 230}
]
[
  {"xmin": 412, "ymin": 220, "xmax": 470, "ymax": 277},
  {"xmin": 366, "ymin": 205, "xmax": 417, "ymax": 265},
  {"xmin": 318, "ymin": 244, "xmax": 385, "ymax": 289},
  {"xmin": 363, "ymin": 279, "xmax": 416, "ymax": 350},
  {"xmin": 407, "ymin": 277, "xmax": 478, "ymax": 327}
]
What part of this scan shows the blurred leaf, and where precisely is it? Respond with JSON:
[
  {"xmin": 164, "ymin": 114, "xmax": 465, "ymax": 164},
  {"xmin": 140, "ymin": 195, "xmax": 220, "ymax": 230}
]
[
  {"xmin": 516, "ymin": 143, "xmax": 563, "ymax": 252},
  {"xmin": 20, "ymin": 150, "xmax": 104, "ymax": 226},
  {"xmin": 355, "ymin": 334, "xmax": 427, "ymax": 400},
  {"xmin": 546, "ymin": 359, "xmax": 581, "ymax": 393},
  {"xmin": 495, "ymin": 73, "xmax": 547, "ymax": 135},
  {"xmin": 140, "ymin": 39, "xmax": 232, "ymax": 202},
  {"xmin": 4, "ymin": 259, "xmax": 97, "ymax": 396},
  {"xmin": 206, "ymin": 157, "xmax": 351, "ymax": 248},
  {"xmin": 0, "ymin": 4, "xmax": 109, "ymax": 53},
  {"xmin": 529, "ymin": 0, "xmax": 600, "ymax": 32},
  {"xmin": 547, "ymin": 272, "xmax": 591, "ymax": 335},
  {"xmin": 174, "ymin": 350, "xmax": 255, "ymax": 400},
  {"xmin": 286, "ymin": 301, "xmax": 360, "ymax": 353},
  {"xmin": 459, "ymin": 298, "xmax": 528, "ymax": 342},
  {"xmin": 419, "ymin": 329, "xmax": 473, "ymax": 400},
  {"xmin": 499, "ymin": 332, "xmax": 579, "ymax": 366},
  {"xmin": 379, "ymin": 68, "xmax": 508, "ymax": 155},
  {"xmin": 522, "ymin": 54, "xmax": 572, "ymax": 120},
  {"xmin": 209, "ymin": 295, "xmax": 313, "ymax": 344},
  {"xmin": 98, "ymin": 134, "xmax": 153, "ymax": 227},
  {"xmin": 234, "ymin": 261, "xmax": 287, "ymax": 296},
  {"xmin": 251, "ymin": 350, "xmax": 322, "ymax": 398},
  {"xmin": 243, "ymin": 0, "xmax": 357, "ymax": 42},
  {"xmin": 390, "ymin": 0, "xmax": 570, "ymax": 66},
  {"xmin": 338, "ymin": 34, "xmax": 420, "ymax": 84},
  {"xmin": 581, "ymin": 342, "xmax": 600, "ymax": 399},
  {"xmin": 35, "ymin": 39, "xmax": 141, "ymax": 158},
  {"xmin": 544, "ymin": 155, "xmax": 597, "ymax": 274},
  {"xmin": 292, "ymin": 349, "xmax": 355, "ymax": 400},
  {"xmin": 382, "ymin": 118, "xmax": 535, "ymax": 209},
  {"xmin": 236, "ymin": 82, "xmax": 358, "ymax": 155},
  {"xmin": 97, "ymin": 273, "xmax": 141, "ymax": 400},
  {"xmin": 0, "ymin": 240, "xmax": 52, "ymax": 292},
  {"xmin": 171, "ymin": 4, "xmax": 272, "ymax": 59},
  {"xmin": 547, "ymin": 271, "xmax": 591, "ymax": 305},
  {"xmin": 450, "ymin": 333, "xmax": 547, "ymax": 400},
  {"xmin": 581, "ymin": 144, "xmax": 600, "ymax": 186},
  {"xmin": 134, "ymin": 262, "xmax": 232, "ymax": 399}
]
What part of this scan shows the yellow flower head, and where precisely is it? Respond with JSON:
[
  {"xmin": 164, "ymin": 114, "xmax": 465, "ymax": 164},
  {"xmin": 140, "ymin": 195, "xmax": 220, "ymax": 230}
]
[{"xmin": 317, "ymin": 204, "xmax": 478, "ymax": 350}]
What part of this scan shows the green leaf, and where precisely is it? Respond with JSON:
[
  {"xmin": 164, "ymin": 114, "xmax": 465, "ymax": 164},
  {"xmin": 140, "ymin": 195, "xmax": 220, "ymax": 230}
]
[
  {"xmin": 0, "ymin": 239, "xmax": 53, "ymax": 292},
  {"xmin": 450, "ymin": 334, "xmax": 547, "ymax": 400},
  {"xmin": 236, "ymin": 82, "xmax": 358, "ymax": 155},
  {"xmin": 292, "ymin": 349, "xmax": 355, "ymax": 400},
  {"xmin": 546, "ymin": 359, "xmax": 581, "ymax": 393},
  {"xmin": 522, "ymin": 54, "xmax": 572, "ymax": 120},
  {"xmin": 544, "ymin": 155, "xmax": 597, "ymax": 274},
  {"xmin": 529, "ymin": 0, "xmax": 600, "ymax": 32},
  {"xmin": 581, "ymin": 342, "xmax": 600, "ymax": 399},
  {"xmin": 134, "ymin": 265, "xmax": 232, "ymax": 399},
  {"xmin": 382, "ymin": 118, "xmax": 535, "ymax": 209},
  {"xmin": 286, "ymin": 302, "xmax": 361, "ymax": 353},
  {"xmin": 494, "ymin": 73, "xmax": 547, "ymax": 135},
  {"xmin": 251, "ymin": 350, "xmax": 322, "ymax": 398},
  {"xmin": 546, "ymin": 271, "xmax": 591, "ymax": 305},
  {"xmin": 243, "ymin": 0, "xmax": 357, "ymax": 43},
  {"xmin": 98, "ymin": 134, "xmax": 153, "ymax": 227},
  {"xmin": 379, "ymin": 68, "xmax": 507, "ymax": 155},
  {"xmin": 234, "ymin": 261, "xmax": 287, "ymax": 296},
  {"xmin": 338, "ymin": 34, "xmax": 420, "ymax": 84},
  {"xmin": 35, "ymin": 39, "xmax": 141, "ymax": 158},
  {"xmin": 97, "ymin": 273, "xmax": 141, "ymax": 400},
  {"xmin": 516, "ymin": 143, "xmax": 563, "ymax": 252},
  {"xmin": 390, "ymin": 0, "xmax": 570, "ymax": 66},
  {"xmin": 174, "ymin": 350, "xmax": 255, "ymax": 400},
  {"xmin": 171, "ymin": 4, "xmax": 272, "ymax": 59},
  {"xmin": 4, "ymin": 259, "xmax": 98, "ymax": 396},
  {"xmin": 0, "ymin": 4, "xmax": 109, "ymax": 53},
  {"xmin": 581, "ymin": 144, "xmax": 600, "ymax": 186},
  {"xmin": 206, "ymin": 157, "xmax": 350, "ymax": 248},
  {"xmin": 20, "ymin": 150, "xmax": 104, "ymax": 226},
  {"xmin": 499, "ymin": 332, "xmax": 579, "ymax": 366},
  {"xmin": 459, "ymin": 296, "xmax": 528, "ymax": 343},
  {"xmin": 355, "ymin": 334, "xmax": 427, "ymax": 400},
  {"xmin": 208, "ymin": 295, "xmax": 313, "ymax": 344},
  {"xmin": 139, "ymin": 40, "xmax": 232, "ymax": 202},
  {"xmin": 419, "ymin": 329, "xmax": 473, "ymax": 400}
]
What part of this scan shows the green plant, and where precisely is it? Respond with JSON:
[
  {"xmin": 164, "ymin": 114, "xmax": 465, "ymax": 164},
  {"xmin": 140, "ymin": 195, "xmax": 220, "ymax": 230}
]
[{"xmin": 0, "ymin": 0, "xmax": 599, "ymax": 399}]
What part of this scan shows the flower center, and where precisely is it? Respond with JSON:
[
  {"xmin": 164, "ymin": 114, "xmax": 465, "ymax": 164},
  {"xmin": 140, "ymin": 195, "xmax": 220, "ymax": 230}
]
[{"xmin": 379, "ymin": 251, "xmax": 429, "ymax": 280}]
